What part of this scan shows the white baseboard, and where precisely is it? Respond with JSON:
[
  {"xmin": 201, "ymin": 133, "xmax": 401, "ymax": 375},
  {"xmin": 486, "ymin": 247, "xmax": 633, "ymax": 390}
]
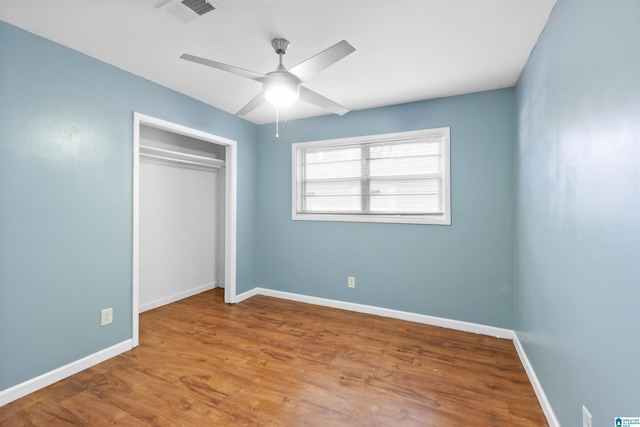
[
  {"xmin": 0, "ymin": 340, "xmax": 132, "ymax": 407},
  {"xmin": 248, "ymin": 287, "xmax": 514, "ymax": 339},
  {"xmin": 513, "ymin": 333, "xmax": 560, "ymax": 427},
  {"xmin": 235, "ymin": 286, "xmax": 259, "ymax": 303},
  {"xmin": 139, "ymin": 282, "xmax": 218, "ymax": 313}
]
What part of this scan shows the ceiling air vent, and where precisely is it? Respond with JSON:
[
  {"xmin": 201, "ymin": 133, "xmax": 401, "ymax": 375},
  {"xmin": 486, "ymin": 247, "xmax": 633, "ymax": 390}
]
[
  {"xmin": 157, "ymin": 0, "xmax": 216, "ymax": 23},
  {"xmin": 181, "ymin": 0, "xmax": 215, "ymax": 16}
]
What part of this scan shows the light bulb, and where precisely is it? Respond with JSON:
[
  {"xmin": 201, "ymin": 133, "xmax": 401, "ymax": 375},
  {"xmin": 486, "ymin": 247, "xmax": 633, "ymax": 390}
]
[{"xmin": 264, "ymin": 74, "xmax": 300, "ymax": 107}]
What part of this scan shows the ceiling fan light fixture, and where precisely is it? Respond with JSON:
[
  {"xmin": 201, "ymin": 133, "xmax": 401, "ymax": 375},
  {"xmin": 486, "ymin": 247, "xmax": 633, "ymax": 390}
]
[
  {"xmin": 264, "ymin": 74, "xmax": 300, "ymax": 107},
  {"xmin": 181, "ymin": 38, "xmax": 355, "ymax": 117}
]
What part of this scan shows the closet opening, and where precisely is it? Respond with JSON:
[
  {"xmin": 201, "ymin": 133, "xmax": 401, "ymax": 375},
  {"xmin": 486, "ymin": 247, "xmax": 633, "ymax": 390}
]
[{"xmin": 132, "ymin": 113, "xmax": 237, "ymax": 347}]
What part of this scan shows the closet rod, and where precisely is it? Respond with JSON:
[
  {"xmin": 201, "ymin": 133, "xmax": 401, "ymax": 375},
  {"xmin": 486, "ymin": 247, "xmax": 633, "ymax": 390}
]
[
  {"xmin": 139, "ymin": 144, "xmax": 224, "ymax": 163},
  {"xmin": 140, "ymin": 152, "xmax": 222, "ymax": 169}
]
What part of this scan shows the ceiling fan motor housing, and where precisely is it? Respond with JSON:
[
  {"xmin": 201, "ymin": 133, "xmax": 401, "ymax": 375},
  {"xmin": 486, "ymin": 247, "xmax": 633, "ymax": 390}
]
[{"xmin": 271, "ymin": 38, "xmax": 290, "ymax": 55}]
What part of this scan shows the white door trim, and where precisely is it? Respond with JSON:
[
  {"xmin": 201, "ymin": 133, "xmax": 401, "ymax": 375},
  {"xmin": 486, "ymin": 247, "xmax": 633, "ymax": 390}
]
[{"xmin": 132, "ymin": 112, "xmax": 237, "ymax": 347}]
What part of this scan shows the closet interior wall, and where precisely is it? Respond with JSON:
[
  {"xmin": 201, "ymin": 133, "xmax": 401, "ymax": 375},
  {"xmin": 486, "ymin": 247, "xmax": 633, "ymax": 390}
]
[{"xmin": 138, "ymin": 125, "xmax": 226, "ymax": 312}]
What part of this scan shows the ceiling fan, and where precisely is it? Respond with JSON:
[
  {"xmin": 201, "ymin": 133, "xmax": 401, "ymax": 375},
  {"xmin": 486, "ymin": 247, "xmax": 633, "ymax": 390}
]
[{"xmin": 180, "ymin": 38, "xmax": 356, "ymax": 117}]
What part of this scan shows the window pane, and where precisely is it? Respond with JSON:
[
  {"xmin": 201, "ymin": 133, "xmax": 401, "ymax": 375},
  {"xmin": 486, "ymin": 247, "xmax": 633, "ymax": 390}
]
[
  {"xmin": 369, "ymin": 140, "xmax": 441, "ymax": 158},
  {"xmin": 369, "ymin": 156, "xmax": 440, "ymax": 177},
  {"xmin": 305, "ymin": 195, "xmax": 361, "ymax": 212},
  {"xmin": 305, "ymin": 180, "xmax": 361, "ymax": 196},
  {"xmin": 370, "ymin": 194, "xmax": 442, "ymax": 213},
  {"xmin": 305, "ymin": 160, "xmax": 361, "ymax": 180},
  {"xmin": 369, "ymin": 179, "xmax": 441, "ymax": 195},
  {"xmin": 304, "ymin": 147, "xmax": 361, "ymax": 164}
]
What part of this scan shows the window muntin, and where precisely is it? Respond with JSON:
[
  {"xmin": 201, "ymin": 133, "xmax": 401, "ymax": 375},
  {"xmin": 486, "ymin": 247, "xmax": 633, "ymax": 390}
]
[{"xmin": 293, "ymin": 128, "xmax": 450, "ymax": 225}]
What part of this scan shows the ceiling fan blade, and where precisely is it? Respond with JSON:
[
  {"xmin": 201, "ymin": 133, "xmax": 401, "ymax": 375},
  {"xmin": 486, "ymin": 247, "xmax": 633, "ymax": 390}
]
[
  {"xmin": 180, "ymin": 53, "xmax": 265, "ymax": 82},
  {"xmin": 236, "ymin": 92, "xmax": 267, "ymax": 116},
  {"xmin": 289, "ymin": 40, "xmax": 355, "ymax": 82},
  {"xmin": 298, "ymin": 86, "xmax": 349, "ymax": 116}
]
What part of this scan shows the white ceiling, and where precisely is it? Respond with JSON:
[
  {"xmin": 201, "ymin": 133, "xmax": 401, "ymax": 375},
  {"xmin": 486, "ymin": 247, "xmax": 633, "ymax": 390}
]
[{"xmin": 0, "ymin": 0, "xmax": 556, "ymax": 124}]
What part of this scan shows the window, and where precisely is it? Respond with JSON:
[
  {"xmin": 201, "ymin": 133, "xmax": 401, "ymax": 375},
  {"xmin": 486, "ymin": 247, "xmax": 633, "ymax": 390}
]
[{"xmin": 292, "ymin": 127, "xmax": 450, "ymax": 225}]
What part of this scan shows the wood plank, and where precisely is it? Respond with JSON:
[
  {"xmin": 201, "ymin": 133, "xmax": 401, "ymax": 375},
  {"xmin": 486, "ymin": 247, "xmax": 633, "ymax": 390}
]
[{"xmin": 1, "ymin": 288, "xmax": 548, "ymax": 426}]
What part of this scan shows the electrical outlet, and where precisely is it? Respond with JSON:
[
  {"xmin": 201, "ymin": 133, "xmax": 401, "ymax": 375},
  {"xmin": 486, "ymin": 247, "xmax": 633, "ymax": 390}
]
[
  {"xmin": 582, "ymin": 406, "xmax": 592, "ymax": 427},
  {"xmin": 100, "ymin": 308, "xmax": 113, "ymax": 326},
  {"xmin": 347, "ymin": 276, "xmax": 356, "ymax": 288}
]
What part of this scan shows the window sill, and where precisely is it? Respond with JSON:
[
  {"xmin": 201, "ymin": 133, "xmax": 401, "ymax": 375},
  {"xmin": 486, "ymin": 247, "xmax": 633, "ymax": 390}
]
[{"xmin": 292, "ymin": 212, "xmax": 451, "ymax": 225}]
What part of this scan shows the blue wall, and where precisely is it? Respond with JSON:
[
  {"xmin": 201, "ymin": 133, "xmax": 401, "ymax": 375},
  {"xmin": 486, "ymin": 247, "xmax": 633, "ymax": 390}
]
[
  {"xmin": 255, "ymin": 90, "xmax": 517, "ymax": 329},
  {"xmin": 514, "ymin": 0, "xmax": 640, "ymax": 424},
  {"xmin": 0, "ymin": 21, "xmax": 258, "ymax": 390}
]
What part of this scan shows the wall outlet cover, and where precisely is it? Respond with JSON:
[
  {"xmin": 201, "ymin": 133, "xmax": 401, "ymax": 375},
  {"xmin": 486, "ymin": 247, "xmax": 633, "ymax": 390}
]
[
  {"xmin": 100, "ymin": 308, "xmax": 113, "ymax": 326},
  {"xmin": 347, "ymin": 276, "xmax": 355, "ymax": 288}
]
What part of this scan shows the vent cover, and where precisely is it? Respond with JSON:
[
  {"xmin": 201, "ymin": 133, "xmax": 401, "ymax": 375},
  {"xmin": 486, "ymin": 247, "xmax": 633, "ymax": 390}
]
[
  {"xmin": 181, "ymin": 0, "xmax": 214, "ymax": 16},
  {"xmin": 158, "ymin": 0, "xmax": 215, "ymax": 23}
]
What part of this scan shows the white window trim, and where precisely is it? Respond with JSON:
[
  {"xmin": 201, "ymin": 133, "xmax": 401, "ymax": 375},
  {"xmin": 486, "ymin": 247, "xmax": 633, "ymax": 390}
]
[{"xmin": 291, "ymin": 127, "xmax": 451, "ymax": 225}]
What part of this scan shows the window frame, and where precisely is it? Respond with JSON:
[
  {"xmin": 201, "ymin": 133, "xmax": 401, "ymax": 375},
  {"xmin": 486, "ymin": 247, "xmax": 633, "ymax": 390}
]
[{"xmin": 292, "ymin": 127, "xmax": 451, "ymax": 225}]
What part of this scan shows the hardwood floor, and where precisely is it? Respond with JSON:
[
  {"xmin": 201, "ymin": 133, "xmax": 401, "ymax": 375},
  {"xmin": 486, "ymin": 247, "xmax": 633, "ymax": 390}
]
[{"xmin": 1, "ymin": 289, "xmax": 548, "ymax": 426}]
